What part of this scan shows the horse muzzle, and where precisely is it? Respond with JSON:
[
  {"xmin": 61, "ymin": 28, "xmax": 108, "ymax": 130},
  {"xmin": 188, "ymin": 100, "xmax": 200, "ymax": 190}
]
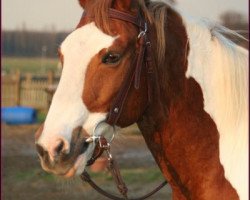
[{"xmin": 35, "ymin": 126, "xmax": 94, "ymax": 178}]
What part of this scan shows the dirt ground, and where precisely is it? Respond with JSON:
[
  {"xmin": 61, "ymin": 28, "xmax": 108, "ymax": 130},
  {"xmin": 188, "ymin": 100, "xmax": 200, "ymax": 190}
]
[{"xmin": 2, "ymin": 123, "xmax": 172, "ymax": 200}]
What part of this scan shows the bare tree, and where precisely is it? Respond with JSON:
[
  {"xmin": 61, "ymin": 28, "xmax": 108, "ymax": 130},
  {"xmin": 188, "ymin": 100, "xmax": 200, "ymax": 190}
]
[
  {"xmin": 220, "ymin": 11, "xmax": 249, "ymax": 49},
  {"xmin": 220, "ymin": 11, "xmax": 248, "ymax": 30}
]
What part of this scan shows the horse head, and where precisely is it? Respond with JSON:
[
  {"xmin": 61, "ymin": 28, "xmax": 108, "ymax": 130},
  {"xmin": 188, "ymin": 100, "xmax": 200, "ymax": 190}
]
[{"xmin": 35, "ymin": 0, "xmax": 150, "ymax": 178}]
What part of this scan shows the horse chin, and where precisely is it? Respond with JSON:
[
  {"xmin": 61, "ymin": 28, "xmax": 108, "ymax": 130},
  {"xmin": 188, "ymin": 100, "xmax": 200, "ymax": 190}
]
[{"xmin": 60, "ymin": 154, "xmax": 86, "ymax": 178}]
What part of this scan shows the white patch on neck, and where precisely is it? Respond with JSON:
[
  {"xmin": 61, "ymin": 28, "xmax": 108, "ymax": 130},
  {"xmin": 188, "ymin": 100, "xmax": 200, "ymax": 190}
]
[
  {"xmin": 182, "ymin": 16, "xmax": 248, "ymax": 199},
  {"xmin": 38, "ymin": 22, "xmax": 116, "ymax": 150}
]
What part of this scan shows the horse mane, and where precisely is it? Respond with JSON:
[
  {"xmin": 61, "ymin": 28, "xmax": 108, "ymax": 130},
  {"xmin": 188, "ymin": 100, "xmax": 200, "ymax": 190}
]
[
  {"xmin": 183, "ymin": 14, "xmax": 248, "ymax": 129},
  {"xmin": 183, "ymin": 13, "xmax": 248, "ymax": 197},
  {"xmin": 207, "ymin": 21, "xmax": 248, "ymax": 129}
]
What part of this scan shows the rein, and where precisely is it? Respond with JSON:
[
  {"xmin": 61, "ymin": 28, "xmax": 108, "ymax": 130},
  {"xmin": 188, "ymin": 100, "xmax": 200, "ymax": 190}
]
[
  {"xmin": 81, "ymin": 8, "xmax": 167, "ymax": 200},
  {"xmin": 82, "ymin": 136, "xmax": 167, "ymax": 200}
]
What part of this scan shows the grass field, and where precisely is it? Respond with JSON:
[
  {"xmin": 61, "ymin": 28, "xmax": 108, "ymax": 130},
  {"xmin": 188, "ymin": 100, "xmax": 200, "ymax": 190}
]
[
  {"xmin": 2, "ymin": 57, "xmax": 59, "ymax": 73},
  {"xmin": 12, "ymin": 167, "xmax": 163, "ymax": 185}
]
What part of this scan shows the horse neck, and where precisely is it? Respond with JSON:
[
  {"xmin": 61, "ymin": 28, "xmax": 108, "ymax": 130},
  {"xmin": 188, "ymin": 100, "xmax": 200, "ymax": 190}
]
[
  {"xmin": 138, "ymin": 16, "xmax": 193, "ymax": 198},
  {"xmin": 137, "ymin": 8, "xmax": 241, "ymax": 199},
  {"xmin": 137, "ymin": 46, "xmax": 239, "ymax": 199}
]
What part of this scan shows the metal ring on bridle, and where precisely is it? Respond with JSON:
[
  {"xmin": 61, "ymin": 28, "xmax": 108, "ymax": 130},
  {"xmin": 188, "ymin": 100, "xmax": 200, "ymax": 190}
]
[
  {"xmin": 138, "ymin": 31, "xmax": 146, "ymax": 38},
  {"xmin": 137, "ymin": 22, "xmax": 148, "ymax": 38},
  {"xmin": 92, "ymin": 120, "xmax": 116, "ymax": 143}
]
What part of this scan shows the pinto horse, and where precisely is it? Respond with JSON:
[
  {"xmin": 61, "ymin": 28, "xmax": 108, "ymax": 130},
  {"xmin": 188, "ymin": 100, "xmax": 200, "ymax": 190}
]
[{"xmin": 35, "ymin": 0, "xmax": 248, "ymax": 199}]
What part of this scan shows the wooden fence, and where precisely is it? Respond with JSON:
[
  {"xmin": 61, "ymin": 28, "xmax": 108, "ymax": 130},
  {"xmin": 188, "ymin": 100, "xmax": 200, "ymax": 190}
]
[{"xmin": 2, "ymin": 71, "xmax": 59, "ymax": 110}]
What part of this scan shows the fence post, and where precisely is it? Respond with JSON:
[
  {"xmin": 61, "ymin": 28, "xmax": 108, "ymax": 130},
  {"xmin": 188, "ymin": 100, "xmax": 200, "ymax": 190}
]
[
  {"xmin": 47, "ymin": 70, "xmax": 54, "ymax": 85},
  {"xmin": 15, "ymin": 70, "xmax": 21, "ymax": 106},
  {"xmin": 25, "ymin": 73, "xmax": 32, "ymax": 84},
  {"xmin": 23, "ymin": 73, "xmax": 32, "ymax": 107},
  {"xmin": 46, "ymin": 71, "xmax": 54, "ymax": 110}
]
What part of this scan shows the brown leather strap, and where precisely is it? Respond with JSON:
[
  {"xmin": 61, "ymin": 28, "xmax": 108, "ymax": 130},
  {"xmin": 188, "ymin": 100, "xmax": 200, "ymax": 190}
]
[
  {"xmin": 145, "ymin": 40, "xmax": 154, "ymax": 104},
  {"xmin": 86, "ymin": 136, "xmax": 128, "ymax": 198},
  {"xmin": 83, "ymin": 136, "xmax": 167, "ymax": 200},
  {"xmin": 134, "ymin": 36, "xmax": 146, "ymax": 89},
  {"xmin": 86, "ymin": 136, "xmax": 109, "ymax": 166},
  {"xmin": 109, "ymin": 9, "xmax": 143, "ymax": 28},
  {"xmin": 86, "ymin": 146, "xmax": 103, "ymax": 166},
  {"xmin": 81, "ymin": 171, "xmax": 167, "ymax": 200},
  {"xmin": 106, "ymin": 8, "xmax": 154, "ymax": 126},
  {"xmin": 106, "ymin": 52, "xmax": 139, "ymax": 125},
  {"xmin": 108, "ymin": 159, "xmax": 128, "ymax": 198}
]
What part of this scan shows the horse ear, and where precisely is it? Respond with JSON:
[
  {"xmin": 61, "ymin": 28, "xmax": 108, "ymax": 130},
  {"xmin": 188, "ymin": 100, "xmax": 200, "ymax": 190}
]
[
  {"xmin": 78, "ymin": 0, "xmax": 87, "ymax": 9},
  {"xmin": 112, "ymin": 0, "xmax": 134, "ymax": 11}
]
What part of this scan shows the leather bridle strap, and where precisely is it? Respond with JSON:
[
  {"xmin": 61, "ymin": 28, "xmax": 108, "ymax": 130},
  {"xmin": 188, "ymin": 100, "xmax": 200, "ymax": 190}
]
[
  {"xmin": 106, "ymin": 49, "xmax": 139, "ymax": 125},
  {"xmin": 82, "ymin": 136, "xmax": 168, "ymax": 200},
  {"xmin": 81, "ymin": 171, "xmax": 167, "ymax": 200},
  {"xmin": 86, "ymin": 137, "xmax": 107, "ymax": 166},
  {"xmin": 109, "ymin": 9, "xmax": 144, "ymax": 28},
  {"xmin": 106, "ymin": 8, "xmax": 153, "ymax": 126}
]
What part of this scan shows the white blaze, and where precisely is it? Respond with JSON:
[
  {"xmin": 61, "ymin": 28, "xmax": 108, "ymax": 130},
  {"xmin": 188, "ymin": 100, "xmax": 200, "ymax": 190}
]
[{"xmin": 38, "ymin": 22, "xmax": 116, "ymax": 154}]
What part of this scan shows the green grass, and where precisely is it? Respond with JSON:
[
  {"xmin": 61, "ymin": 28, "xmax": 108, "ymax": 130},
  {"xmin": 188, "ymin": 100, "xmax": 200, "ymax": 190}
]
[
  {"xmin": 37, "ymin": 111, "xmax": 48, "ymax": 123},
  {"xmin": 15, "ymin": 168, "xmax": 56, "ymax": 182},
  {"xmin": 13, "ymin": 167, "xmax": 162, "ymax": 184},
  {"xmin": 89, "ymin": 168, "xmax": 162, "ymax": 183},
  {"xmin": 2, "ymin": 57, "xmax": 59, "ymax": 73}
]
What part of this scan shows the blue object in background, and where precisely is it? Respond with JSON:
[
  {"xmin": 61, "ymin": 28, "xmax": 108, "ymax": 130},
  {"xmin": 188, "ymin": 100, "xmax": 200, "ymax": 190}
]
[{"xmin": 1, "ymin": 106, "xmax": 37, "ymax": 124}]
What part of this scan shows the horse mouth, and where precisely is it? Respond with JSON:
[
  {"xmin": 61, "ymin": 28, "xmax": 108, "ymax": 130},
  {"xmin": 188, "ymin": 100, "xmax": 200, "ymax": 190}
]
[
  {"xmin": 39, "ymin": 136, "xmax": 93, "ymax": 178},
  {"xmin": 57, "ymin": 154, "xmax": 86, "ymax": 178}
]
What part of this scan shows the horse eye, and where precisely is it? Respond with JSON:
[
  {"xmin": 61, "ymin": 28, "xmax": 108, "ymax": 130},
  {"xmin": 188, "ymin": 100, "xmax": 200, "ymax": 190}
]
[{"xmin": 102, "ymin": 52, "xmax": 121, "ymax": 64}]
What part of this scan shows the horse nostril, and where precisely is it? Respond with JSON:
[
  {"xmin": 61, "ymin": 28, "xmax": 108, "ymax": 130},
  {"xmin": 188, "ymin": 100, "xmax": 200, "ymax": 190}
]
[
  {"xmin": 55, "ymin": 140, "xmax": 64, "ymax": 155},
  {"xmin": 36, "ymin": 144, "xmax": 45, "ymax": 157},
  {"xmin": 51, "ymin": 139, "xmax": 70, "ymax": 158}
]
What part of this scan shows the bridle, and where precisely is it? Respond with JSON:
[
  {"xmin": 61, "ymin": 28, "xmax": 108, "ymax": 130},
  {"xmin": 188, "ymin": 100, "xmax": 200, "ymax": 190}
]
[
  {"xmin": 106, "ymin": 8, "xmax": 154, "ymax": 126},
  {"xmin": 81, "ymin": 7, "xmax": 168, "ymax": 200},
  {"xmin": 82, "ymin": 135, "xmax": 167, "ymax": 200}
]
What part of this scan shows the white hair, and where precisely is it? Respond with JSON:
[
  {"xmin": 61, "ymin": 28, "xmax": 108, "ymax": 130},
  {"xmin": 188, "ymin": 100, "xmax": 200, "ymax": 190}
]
[{"xmin": 182, "ymin": 13, "xmax": 248, "ymax": 200}]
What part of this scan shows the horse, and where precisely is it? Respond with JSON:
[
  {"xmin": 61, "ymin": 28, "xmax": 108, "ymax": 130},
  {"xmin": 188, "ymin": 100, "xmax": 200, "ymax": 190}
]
[{"xmin": 35, "ymin": 0, "xmax": 248, "ymax": 199}]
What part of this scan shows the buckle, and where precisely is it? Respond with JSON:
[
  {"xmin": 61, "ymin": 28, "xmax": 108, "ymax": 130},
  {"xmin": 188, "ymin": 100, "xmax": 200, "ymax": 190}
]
[
  {"xmin": 137, "ymin": 22, "xmax": 148, "ymax": 39},
  {"xmin": 98, "ymin": 137, "xmax": 110, "ymax": 149},
  {"xmin": 85, "ymin": 136, "xmax": 99, "ymax": 143}
]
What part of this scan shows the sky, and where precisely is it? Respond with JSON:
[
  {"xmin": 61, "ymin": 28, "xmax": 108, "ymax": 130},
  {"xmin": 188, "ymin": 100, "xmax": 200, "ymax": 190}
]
[{"xmin": 2, "ymin": 0, "xmax": 249, "ymax": 31}]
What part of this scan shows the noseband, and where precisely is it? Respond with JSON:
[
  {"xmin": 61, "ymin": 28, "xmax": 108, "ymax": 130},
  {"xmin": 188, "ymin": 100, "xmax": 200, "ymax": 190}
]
[{"xmin": 81, "ymin": 8, "xmax": 167, "ymax": 200}]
